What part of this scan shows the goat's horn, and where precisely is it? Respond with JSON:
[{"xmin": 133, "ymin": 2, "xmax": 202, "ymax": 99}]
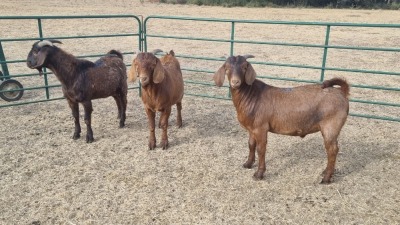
[
  {"xmin": 49, "ymin": 39, "xmax": 63, "ymax": 44},
  {"xmin": 37, "ymin": 40, "xmax": 54, "ymax": 47},
  {"xmin": 37, "ymin": 39, "xmax": 62, "ymax": 48},
  {"xmin": 243, "ymin": 55, "xmax": 255, "ymax": 59},
  {"xmin": 151, "ymin": 49, "xmax": 163, "ymax": 55}
]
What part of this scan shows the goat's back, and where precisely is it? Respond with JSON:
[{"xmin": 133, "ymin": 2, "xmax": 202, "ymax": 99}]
[
  {"xmin": 84, "ymin": 55, "xmax": 127, "ymax": 99},
  {"xmin": 161, "ymin": 54, "xmax": 184, "ymax": 99}
]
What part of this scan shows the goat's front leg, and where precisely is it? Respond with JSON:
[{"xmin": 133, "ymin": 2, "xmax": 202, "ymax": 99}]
[
  {"xmin": 145, "ymin": 107, "xmax": 156, "ymax": 150},
  {"xmin": 82, "ymin": 101, "xmax": 94, "ymax": 143},
  {"xmin": 67, "ymin": 99, "xmax": 81, "ymax": 140},
  {"xmin": 253, "ymin": 131, "xmax": 267, "ymax": 180},
  {"xmin": 159, "ymin": 106, "xmax": 172, "ymax": 150},
  {"xmin": 243, "ymin": 133, "xmax": 256, "ymax": 168}
]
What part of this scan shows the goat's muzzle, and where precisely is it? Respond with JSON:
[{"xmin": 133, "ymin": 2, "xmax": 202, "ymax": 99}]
[
  {"xmin": 138, "ymin": 75, "xmax": 150, "ymax": 86},
  {"xmin": 27, "ymin": 57, "xmax": 44, "ymax": 76},
  {"xmin": 230, "ymin": 78, "xmax": 241, "ymax": 89}
]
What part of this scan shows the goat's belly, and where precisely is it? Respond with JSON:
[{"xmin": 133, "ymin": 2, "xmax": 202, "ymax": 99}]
[
  {"xmin": 91, "ymin": 90, "xmax": 117, "ymax": 99},
  {"xmin": 270, "ymin": 124, "xmax": 320, "ymax": 137}
]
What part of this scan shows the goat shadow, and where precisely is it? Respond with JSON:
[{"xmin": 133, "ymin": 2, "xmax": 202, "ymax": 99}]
[{"xmin": 257, "ymin": 134, "xmax": 397, "ymax": 183}]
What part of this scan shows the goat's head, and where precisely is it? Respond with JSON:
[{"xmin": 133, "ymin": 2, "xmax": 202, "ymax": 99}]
[
  {"xmin": 213, "ymin": 55, "xmax": 256, "ymax": 89},
  {"xmin": 26, "ymin": 39, "xmax": 62, "ymax": 75},
  {"xmin": 128, "ymin": 49, "xmax": 165, "ymax": 86}
]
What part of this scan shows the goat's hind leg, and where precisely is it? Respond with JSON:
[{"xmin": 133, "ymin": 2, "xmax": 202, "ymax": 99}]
[
  {"xmin": 113, "ymin": 93, "xmax": 126, "ymax": 128},
  {"xmin": 320, "ymin": 125, "xmax": 341, "ymax": 184},
  {"xmin": 68, "ymin": 99, "xmax": 81, "ymax": 140},
  {"xmin": 176, "ymin": 101, "xmax": 182, "ymax": 128},
  {"xmin": 82, "ymin": 101, "xmax": 94, "ymax": 143}
]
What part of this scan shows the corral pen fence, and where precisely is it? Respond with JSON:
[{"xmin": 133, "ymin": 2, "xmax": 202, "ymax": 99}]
[
  {"xmin": 1, "ymin": 15, "xmax": 399, "ymax": 122},
  {"xmin": 0, "ymin": 15, "xmax": 142, "ymax": 105}
]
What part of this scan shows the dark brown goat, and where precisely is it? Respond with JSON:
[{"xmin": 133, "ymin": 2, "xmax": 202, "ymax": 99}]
[
  {"xmin": 214, "ymin": 55, "xmax": 349, "ymax": 184},
  {"xmin": 129, "ymin": 49, "xmax": 184, "ymax": 150},
  {"xmin": 27, "ymin": 40, "xmax": 128, "ymax": 143}
]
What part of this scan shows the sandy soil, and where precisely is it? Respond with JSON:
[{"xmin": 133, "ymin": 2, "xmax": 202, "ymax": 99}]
[{"xmin": 1, "ymin": 1, "xmax": 399, "ymax": 224}]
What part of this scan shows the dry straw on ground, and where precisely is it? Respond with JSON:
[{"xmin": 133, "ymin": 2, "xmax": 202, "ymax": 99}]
[{"xmin": 1, "ymin": 1, "xmax": 399, "ymax": 224}]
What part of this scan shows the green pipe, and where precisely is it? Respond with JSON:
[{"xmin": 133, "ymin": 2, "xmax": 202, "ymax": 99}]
[
  {"xmin": 320, "ymin": 25, "xmax": 331, "ymax": 82},
  {"xmin": 143, "ymin": 34, "xmax": 400, "ymax": 53}
]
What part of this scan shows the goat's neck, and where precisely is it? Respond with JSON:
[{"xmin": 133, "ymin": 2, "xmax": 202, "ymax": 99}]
[
  {"xmin": 231, "ymin": 81, "xmax": 265, "ymax": 118},
  {"xmin": 46, "ymin": 49, "xmax": 81, "ymax": 87}
]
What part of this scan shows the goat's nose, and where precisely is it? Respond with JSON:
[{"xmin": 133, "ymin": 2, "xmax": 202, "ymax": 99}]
[
  {"xmin": 140, "ymin": 76, "xmax": 148, "ymax": 83},
  {"xmin": 27, "ymin": 59, "xmax": 34, "ymax": 68},
  {"xmin": 231, "ymin": 79, "xmax": 240, "ymax": 87}
]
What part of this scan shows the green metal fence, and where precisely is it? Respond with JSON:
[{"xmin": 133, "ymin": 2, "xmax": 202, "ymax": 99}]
[
  {"xmin": 1, "ymin": 15, "xmax": 399, "ymax": 122},
  {"xmin": 144, "ymin": 15, "xmax": 400, "ymax": 122},
  {"xmin": 0, "ymin": 15, "xmax": 141, "ymax": 107}
]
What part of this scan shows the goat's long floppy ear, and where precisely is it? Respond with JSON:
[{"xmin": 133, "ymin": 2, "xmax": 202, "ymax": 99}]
[
  {"xmin": 128, "ymin": 59, "xmax": 137, "ymax": 82},
  {"xmin": 245, "ymin": 63, "xmax": 256, "ymax": 85},
  {"xmin": 35, "ymin": 49, "xmax": 48, "ymax": 67},
  {"xmin": 153, "ymin": 59, "xmax": 165, "ymax": 83},
  {"xmin": 213, "ymin": 63, "xmax": 226, "ymax": 87}
]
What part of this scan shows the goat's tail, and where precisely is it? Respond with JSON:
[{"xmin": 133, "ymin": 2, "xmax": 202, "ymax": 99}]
[
  {"xmin": 322, "ymin": 78, "xmax": 350, "ymax": 98},
  {"xmin": 107, "ymin": 50, "xmax": 123, "ymax": 60}
]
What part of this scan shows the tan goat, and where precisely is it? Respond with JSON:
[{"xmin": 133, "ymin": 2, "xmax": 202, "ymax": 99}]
[
  {"xmin": 129, "ymin": 50, "xmax": 184, "ymax": 150},
  {"xmin": 214, "ymin": 55, "xmax": 349, "ymax": 184}
]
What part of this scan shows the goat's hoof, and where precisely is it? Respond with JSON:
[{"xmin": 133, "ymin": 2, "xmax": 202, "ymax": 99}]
[
  {"xmin": 119, "ymin": 123, "xmax": 125, "ymax": 128},
  {"xmin": 243, "ymin": 161, "xmax": 254, "ymax": 169},
  {"xmin": 161, "ymin": 140, "xmax": 169, "ymax": 150},
  {"xmin": 86, "ymin": 136, "xmax": 94, "ymax": 143},
  {"xmin": 148, "ymin": 142, "xmax": 156, "ymax": 150},
  {"xmin": 177, "ymin": 122, "xmax": 182, "ymax": 128},
  {"xmin": 72, "ymin": 133, "xmax": 80, "ymax": 140},
  {"xmin": 253, "ymin": 171, "xmax": 264, "ymax": 180},
  {"xmin": 320, "ymin": 179, "xmax": 332, "ymax": 185}
]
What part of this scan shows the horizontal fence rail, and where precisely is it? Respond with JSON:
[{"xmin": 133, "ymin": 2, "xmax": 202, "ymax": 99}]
[
  {"xmin": 144, "ymin": 15, "xmax": 400, "ymax": 122},
  {"xmin": 0, "ymin": 15, "xmax": 142, "ymax": 107}
]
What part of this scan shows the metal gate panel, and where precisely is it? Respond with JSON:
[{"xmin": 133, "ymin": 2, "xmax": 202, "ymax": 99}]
[
  {"xmin": 144, "ymin": 16, "xmax": 400, "ymax": 122},
  {"xmin": 0, "ymin": 15, "xmax": 142, "ymax": 107}
]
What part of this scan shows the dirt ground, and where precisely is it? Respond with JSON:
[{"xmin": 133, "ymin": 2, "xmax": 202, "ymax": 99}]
[{"xmin": 1, "ymin": 1, "xmax": 400, "ymax": 224}]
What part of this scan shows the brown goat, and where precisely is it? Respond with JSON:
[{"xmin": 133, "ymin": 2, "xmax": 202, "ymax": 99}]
[
  {"xmin": 27, "ymin": 40, "xmax": 128, "ymax": 143},
  {"xmin": 214, "ymin": 55, "xmax": 349, "ymax": 184},
  {"xmin": 129, "ymin": 49, "xmax": 184, "ymax": 150}
]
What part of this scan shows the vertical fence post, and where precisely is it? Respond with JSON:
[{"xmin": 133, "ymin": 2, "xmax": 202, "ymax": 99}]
[
  {"xmin": 37, "ymin": 18, "xmax": 50, "ymax": 99},
  {"xmin": 230, "ymin": 22, "xmax": 235, "ymax": 57},
  {"xmin": 139, "ymin": 16, "xmax": 146, "ymax": 97},
  {"xmin": 320, "ymin": 25, "xmax": 331, "ymax": 82},
  {"xmin": 0, "ymin": 41, "xmax": 10, "ymax": 81},
  {"xmin": 139, "ymin": 15, "xmax": 144, "ymax": 53},
  {"xmin": 228, "ymin": 21, "xmax": 235, "ymax": 98}
]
